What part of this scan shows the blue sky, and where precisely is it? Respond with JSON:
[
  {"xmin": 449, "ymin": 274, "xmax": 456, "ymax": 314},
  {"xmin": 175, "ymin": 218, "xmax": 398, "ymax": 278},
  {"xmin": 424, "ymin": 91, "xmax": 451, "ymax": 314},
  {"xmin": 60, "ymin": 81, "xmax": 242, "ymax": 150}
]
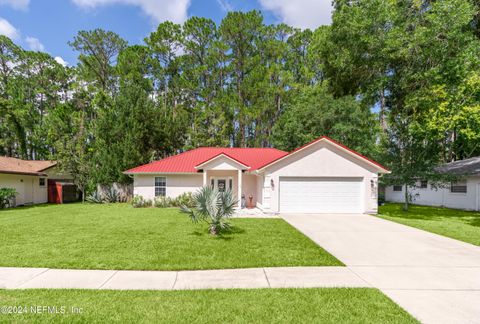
[{"xmin": 0, "ymin": 0, "xmax": 333, "ymax": 66}]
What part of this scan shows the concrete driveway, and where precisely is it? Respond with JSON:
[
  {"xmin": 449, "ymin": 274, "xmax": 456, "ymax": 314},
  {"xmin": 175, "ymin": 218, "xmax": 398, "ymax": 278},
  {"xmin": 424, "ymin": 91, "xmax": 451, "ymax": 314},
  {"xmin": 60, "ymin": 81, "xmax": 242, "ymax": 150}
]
[{"xmin": 281, "ymin": 213, "xmax": 480, "ymax": 324}]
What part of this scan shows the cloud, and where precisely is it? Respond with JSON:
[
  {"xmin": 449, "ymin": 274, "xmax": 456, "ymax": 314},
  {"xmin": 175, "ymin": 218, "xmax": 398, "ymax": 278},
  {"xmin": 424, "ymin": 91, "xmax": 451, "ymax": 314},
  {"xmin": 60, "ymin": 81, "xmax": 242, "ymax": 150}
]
[
  {"xmin": 54, "ymin": 56, "xmax": 68, "ymax": 67},
  {"xmin": 259, "ymin": 0, "xmax": 332, "ymax": 29},
  {"xmin": 0, "ymin": 0, "xmax": 29, "ymax": 10},
  {"xmin": 216, "ymin": 0, "xmax": 233, "ymax": 12},
  {"xmin": 0, "ymin": 17, "xmax": 19, "ymax": 40},
  {"xmin": 71, "ymin": 0, "xmax": 191, "ymax": 24},
  {"xmin": 25, "ymin": 36, "xmax": 46, "ymax": 52}
]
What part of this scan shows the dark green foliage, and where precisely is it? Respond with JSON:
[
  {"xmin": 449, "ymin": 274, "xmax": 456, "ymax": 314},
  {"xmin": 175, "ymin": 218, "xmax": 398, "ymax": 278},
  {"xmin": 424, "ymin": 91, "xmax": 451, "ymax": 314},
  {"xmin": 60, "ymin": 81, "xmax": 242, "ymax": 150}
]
[
  {"xmin": 272, "ymin": 84, "xmax": 379, "ymax": 157},
  {"xmin": 0, "ymin": 188, "xmax": 16, "ymax": 208}
]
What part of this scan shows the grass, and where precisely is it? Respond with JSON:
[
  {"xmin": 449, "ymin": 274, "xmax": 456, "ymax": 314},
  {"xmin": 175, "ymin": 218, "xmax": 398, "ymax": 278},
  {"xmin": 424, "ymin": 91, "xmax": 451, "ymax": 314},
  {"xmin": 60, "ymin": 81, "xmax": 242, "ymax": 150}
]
[
  {"xmin": 0, "ymin": 203, "xmax": 341, "ymax": 270},
  {"xmin": 0, "ymin": 288, "xmax": 417, "ymax": 323},
  {"xmin": 379, "ymin": 203, "xmax": 480, "ymax": 246}
]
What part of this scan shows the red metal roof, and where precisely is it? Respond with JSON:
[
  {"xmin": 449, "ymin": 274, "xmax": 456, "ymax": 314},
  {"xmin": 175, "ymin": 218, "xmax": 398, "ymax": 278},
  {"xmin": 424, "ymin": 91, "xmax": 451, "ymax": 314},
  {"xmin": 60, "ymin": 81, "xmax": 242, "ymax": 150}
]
[
  {"xmin": 124, "ymin": 136, "xmax": 389, "ymax": 174},
  {"xmin": 124, "ymin": 147, "xmax": 289, "ymax": 173}
]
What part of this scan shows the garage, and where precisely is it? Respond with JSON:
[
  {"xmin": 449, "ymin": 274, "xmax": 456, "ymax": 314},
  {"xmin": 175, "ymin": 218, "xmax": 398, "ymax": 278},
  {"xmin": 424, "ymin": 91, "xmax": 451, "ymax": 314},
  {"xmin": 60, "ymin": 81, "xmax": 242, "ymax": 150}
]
[{"xmin": 279, "ymin": 177, "xmax": 364, "ymax": 213}]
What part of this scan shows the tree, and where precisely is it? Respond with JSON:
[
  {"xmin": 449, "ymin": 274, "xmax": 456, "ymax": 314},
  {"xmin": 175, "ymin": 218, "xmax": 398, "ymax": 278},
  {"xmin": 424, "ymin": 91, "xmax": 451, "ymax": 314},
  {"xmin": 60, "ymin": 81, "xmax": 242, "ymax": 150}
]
[
  {"xmin": 325, "ymin": 0, "xmax": 480, "ymax": 209},
  {"xmin": 69, "ymin": 29, "xmax": 127, "ymax": 92},
  {"xmin": 272, "ymin": 84, "xmax": 379, "ymax": 156}
]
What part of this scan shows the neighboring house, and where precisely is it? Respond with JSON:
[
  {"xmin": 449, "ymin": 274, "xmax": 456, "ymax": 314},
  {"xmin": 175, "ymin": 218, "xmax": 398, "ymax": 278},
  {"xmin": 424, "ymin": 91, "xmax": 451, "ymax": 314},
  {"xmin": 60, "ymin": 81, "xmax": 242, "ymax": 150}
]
[
  {"xmin": 385, "ymin": 156, "xmax": 480, "ymax": 211},
  {"xmin": 0, "ymin": 157, "xmax": 73, "ymax": 206},
  {"xmin": 125, "ymin": 136, "xmax": 390, "ymax": 214}
]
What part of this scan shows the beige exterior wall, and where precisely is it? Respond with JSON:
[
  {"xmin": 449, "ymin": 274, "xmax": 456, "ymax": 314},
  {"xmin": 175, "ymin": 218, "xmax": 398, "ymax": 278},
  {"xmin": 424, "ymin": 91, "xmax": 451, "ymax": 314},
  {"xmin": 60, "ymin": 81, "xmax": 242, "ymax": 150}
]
[
  {"xmin": 132, "ymin": 171, "xmax": 260, "ymax": 207},
  {"xmin": 133, "ymin": 174, "xmax": 203, "ymax": 200},
  {"xmin": 261, "ymin": 140, "xmax": 379, "ymax": 214},
  {"xmin": 0, "ymin": 173, "xmax": 47, "ymax": 206}
]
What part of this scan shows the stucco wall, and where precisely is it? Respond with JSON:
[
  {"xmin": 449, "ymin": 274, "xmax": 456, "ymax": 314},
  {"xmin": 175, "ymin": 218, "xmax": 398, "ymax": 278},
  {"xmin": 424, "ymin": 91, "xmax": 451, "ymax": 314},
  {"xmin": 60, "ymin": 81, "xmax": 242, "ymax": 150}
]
[
  {"xmin": 0, "ymin": 173, "xmax": 47, "ymax": 206},
  {"xmin": 132, "ymin": 172, "xmax": 260, "ymax": 206},
  {"xmin": 263, "ymin": 141, "xmax": 379, "ymax": 214},
  {"xmin": 133, "ymin": 174, "xmax": 203, "ymax": 199},
  {"xmin": 385, "ymin": 176, "xmax": 480, "ymax": 211}
]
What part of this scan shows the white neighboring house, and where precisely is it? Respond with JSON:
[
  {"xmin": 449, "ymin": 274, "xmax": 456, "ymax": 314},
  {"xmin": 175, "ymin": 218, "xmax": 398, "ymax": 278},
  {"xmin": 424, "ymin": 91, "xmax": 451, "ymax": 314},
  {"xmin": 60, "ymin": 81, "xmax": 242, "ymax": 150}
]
[
  {"xmin": 385, "ymin": 156, "xmax": 480, "ymax": 211},
  {"xmin": 124, "ymin": 136, "xmax": 390, "ymax": 214},
  {"xmin": 0, "ymin": 156, "xmax": 71, "ymax": 206}
]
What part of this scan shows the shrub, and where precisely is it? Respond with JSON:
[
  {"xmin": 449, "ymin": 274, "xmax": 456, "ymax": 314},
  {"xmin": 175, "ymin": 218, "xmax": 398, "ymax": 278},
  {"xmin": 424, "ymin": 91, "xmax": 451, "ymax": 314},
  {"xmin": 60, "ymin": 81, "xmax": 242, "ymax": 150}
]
[
  {"xmin": 131, "ymin": 195, "xmax": 152, "ymax": 208},
  {"xmin": 86, "ymin": 191, "xmax": 103, "ymax": 204},
  {"xmin": 103, "ymin": 187, "xmax": 120, "ymax": 203},
  {"xmin": 0, "ymin": 188, "xmax": 17, "ymax": 209},
  {"xmin": 172, "ymin": 192, "xmax": 195, "ymax": 208},
  {"xmin": 180, "ymin": 186, "xmax": 236, "ymax": 235},
  {"xmin": 153, "ymin": 196, "xmax": 173, "ymax": 208}
]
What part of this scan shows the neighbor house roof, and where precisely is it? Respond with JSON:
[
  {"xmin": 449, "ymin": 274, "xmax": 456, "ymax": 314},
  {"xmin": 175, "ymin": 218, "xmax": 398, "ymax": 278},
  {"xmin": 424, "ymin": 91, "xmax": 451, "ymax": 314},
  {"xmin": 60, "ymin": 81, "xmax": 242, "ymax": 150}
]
[
  {"xmin": 435, "ymin": 156, "xmax": 480, "ymax": 175},
  {"xmin": 124, "ymin": 136, "xmax": 389, "ymax": 174},
  {"xmin": 0, "ymin": 156, "xmax": 57, "ymax": 176},
  {"xmin": 124, "ymin": 147, "xmax": 289, "ymax": 174}
]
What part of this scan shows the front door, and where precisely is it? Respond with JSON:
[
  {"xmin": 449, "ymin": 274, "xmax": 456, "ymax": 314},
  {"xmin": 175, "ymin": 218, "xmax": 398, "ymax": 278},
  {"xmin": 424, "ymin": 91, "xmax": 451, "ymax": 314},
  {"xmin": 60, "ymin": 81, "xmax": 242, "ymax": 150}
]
[{"xmin": 212, "ymin": 178, "xmax": 233, "ymax": 192}]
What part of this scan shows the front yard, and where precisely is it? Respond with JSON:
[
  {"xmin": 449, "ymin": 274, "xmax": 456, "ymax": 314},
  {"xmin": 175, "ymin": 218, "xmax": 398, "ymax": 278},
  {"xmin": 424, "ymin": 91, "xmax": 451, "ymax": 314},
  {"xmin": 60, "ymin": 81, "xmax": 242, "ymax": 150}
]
[
  {"xmin": 0, "ymin": 204, "xmax": 341, "ymax": 270},
  {"xmin": 0, "ymin": 288, "xmax": 417, "ymax": 323},
  {"xmin": 379, "ymin": 203, "xmax": 480, "ymax": 246}
]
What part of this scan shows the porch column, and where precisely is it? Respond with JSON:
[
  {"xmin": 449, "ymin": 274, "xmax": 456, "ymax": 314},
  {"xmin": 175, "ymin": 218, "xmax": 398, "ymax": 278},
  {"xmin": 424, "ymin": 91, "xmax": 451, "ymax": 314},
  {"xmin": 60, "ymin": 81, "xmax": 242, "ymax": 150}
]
[
  {"xmin": 203, "ymin": 170, "xmax": 207, "ymax": 187},
  {"xmin": 238, "ymin": 169, "xmax": 242, "ymax": 208}
]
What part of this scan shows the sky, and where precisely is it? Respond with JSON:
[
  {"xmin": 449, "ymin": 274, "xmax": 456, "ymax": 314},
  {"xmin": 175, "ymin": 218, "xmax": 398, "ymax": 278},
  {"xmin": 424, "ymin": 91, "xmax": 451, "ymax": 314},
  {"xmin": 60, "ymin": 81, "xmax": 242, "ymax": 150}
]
[{"xmin": 0, "ymin": 0, "xmax": 333, "ymax": 66}]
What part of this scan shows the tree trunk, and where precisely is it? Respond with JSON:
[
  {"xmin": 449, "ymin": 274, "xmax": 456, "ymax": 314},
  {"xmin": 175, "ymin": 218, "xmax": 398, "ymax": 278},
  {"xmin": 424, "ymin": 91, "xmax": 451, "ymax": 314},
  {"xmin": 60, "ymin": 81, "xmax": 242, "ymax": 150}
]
[{"xmin": 403, "ymin": 184, "xmax": 409, "ymax": 211}]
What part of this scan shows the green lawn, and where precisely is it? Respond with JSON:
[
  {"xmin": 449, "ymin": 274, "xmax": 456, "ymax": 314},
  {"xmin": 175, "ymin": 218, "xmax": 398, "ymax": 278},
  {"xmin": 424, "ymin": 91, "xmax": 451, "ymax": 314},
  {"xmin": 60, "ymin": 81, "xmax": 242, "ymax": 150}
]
[
  {"xmin": 0, "ymin": 203, "xmax": 341, "ymax": 270},
  {"xmin": 0, "ymin": 288, "xmax": 417, "ymax": 323},
  {"xmin": 379, "ymin": 203, "xmax": 480, "ymax": 246}
]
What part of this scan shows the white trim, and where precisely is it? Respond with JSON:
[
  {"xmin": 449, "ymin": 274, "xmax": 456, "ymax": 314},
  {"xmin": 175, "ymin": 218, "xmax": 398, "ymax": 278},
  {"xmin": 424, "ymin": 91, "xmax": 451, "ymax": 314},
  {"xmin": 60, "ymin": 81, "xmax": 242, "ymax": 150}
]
[
  {"xmin": 256, "ymin": 138, "xmax": 390, "ymax": 173},
  {"xmin": 194, "ymin": 154, "xmax": 250, "ymax": 170}
]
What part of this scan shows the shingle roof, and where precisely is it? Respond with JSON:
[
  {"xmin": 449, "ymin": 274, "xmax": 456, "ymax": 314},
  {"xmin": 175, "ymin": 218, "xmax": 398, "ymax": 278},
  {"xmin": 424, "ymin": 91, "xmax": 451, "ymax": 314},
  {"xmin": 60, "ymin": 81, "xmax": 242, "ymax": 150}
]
[
  {"xmin": 0, "ymin": 156, "xmax": 57, "ymax": 176},
  {"xmin": 124, "ymin": 147, "xmax": 289, "ymax": 174},
  {"xmin": 435, "ymin": 156, "xmax": 480, "ymax": 175}
]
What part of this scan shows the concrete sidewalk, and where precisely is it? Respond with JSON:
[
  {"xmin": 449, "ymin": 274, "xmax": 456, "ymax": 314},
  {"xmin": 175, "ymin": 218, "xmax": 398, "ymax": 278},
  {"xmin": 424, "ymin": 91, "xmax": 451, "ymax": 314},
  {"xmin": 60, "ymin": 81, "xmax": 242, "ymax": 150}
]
[{"xmin": 0, "ymin": 266, "xmax": 369, "ymax": 290}]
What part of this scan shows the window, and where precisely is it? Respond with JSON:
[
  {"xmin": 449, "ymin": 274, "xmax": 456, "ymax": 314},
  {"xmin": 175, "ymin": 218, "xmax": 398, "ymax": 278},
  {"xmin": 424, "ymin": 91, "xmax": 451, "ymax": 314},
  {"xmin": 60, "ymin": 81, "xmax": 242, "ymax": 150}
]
[
  {"xmin": 420, "ymin": 180, "xmax": 428, "ymax": 189},
  {"xmin": 393, "ymin": 185, "xmax": 402, "ymax": 192},
  {"xmin": 155, "ymin": 177, "xmax": 166, "ymax": 197},
  {"xmin": 450, "ymin": 181, "xmax": 467, "ymax": 193},
  {"xmin": 370, "ymin": 179, "xmax": 377, "ymax": 198},
  {"xmin": 39, "ymin": 178, "xmax": 46, "ymax": 187}
]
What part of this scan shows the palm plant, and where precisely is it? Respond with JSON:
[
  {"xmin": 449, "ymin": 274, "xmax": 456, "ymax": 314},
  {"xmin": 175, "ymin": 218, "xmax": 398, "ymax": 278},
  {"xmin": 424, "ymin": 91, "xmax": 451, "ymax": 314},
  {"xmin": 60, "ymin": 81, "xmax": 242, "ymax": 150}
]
[{"xmin": 180, "ymin": 186, "xmax": 237, "ymax": 235}]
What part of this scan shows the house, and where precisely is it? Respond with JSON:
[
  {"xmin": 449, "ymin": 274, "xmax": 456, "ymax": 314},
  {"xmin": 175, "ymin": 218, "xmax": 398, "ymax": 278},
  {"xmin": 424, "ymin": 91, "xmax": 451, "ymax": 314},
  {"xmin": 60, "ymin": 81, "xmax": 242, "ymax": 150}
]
[
  {"xmin": 0, "ymin": 156, "xmax": 74, "ymax": 206},
  {"xmin": 385, "ymin": 156, "xmax": 480, "ymax": 211},
  {"xmin": 125, "ymin": 136, "xmax": 390, "ymax": 214}
]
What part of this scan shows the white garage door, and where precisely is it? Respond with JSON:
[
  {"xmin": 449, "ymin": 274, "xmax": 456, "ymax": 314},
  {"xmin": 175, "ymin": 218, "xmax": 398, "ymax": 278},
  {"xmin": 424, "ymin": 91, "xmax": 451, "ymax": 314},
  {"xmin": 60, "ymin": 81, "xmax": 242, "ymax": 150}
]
[{"xmin": 279, "ymin": 177, "xmax": 363, "ymax": 213}]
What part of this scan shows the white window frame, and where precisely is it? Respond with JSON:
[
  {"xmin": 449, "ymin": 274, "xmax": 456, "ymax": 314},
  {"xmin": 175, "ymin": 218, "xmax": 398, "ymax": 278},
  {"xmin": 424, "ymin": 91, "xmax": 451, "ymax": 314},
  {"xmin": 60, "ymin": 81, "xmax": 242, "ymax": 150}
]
[
  {"xmin": 39, "ymin": 177, "xmax": 46, "ymax": 187},
  {"xmin": 154, "ymin": 176, "xmax": 167, "ymax": 197},
  {"xmin": 393, "ymin": 185, "xmax": 402, "ymax": 192}
]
